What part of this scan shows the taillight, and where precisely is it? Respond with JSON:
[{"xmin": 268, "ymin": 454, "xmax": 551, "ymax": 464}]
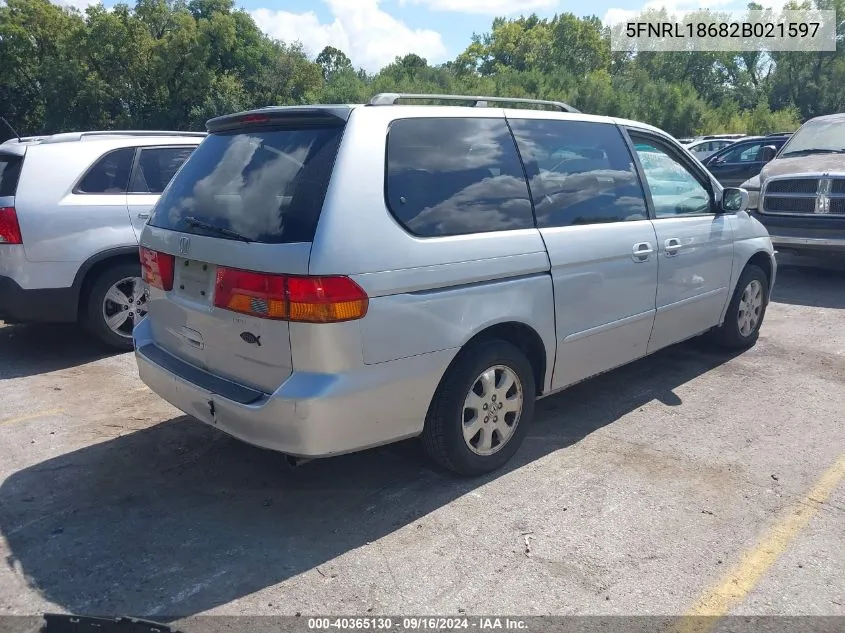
[
  {"xmin": 214, "ymin": 268, "xmax": 287, "ymax": 319},
  {"xmin": 240, "ymin": 114, "xmax": 270, "ymax": 124},
  {"xmin": 214, "ymin": 267, "xmax": 368, "ymax": 323},
  {"xmin": 0, "ymin": 207, "xmax": 22, "ymax": 244},
  {"xmin": 140, "ymin": 247, "xmax": 174, "ymax": 291}
]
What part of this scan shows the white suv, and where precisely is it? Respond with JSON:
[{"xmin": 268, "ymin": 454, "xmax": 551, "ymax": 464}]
[{"xmin": 0, "ymin": 130, "xmax": 204, "ymax": 349}]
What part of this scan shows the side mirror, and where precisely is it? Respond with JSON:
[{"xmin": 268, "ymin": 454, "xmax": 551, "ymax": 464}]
[
  {"xmin": 759, "ymin": 145, "xmax": 777, "ymax": 162},
  {"xmin": 721, "ymin": 187, "xmax": 749, "ymax": 213}
]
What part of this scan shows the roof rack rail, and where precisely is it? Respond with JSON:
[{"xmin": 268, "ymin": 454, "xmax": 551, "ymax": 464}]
[
  {"xmin": 36, "ymin": 130, "xmax": 208, "ymax": 144},
  {"xmin": 368, "ymin": 93, "xmax": 581, "ymax": 114},
  {"xmin": 1, "ymin": 135, "xmax": 49, "ymax": 145},
  {"xmin": 79, "ymin": 130, "xmax": 207, "ymax": 138}
]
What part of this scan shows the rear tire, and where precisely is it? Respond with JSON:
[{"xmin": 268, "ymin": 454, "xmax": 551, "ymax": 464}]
[
  {"xmin": 421, "ymin": 340, "xmax": 536, "ymax": 477},
  {"xmin": 709, "ymin": 264, "xmax": 769, "ymax": 350},
  {"xmin": 85, "ymin": 262, "xmax": 147, "ymax": 351}
]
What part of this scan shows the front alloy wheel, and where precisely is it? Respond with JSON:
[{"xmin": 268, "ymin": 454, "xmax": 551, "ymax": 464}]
[
  {"xmin": 737, "ymin": 279, "xmax": 763, "ymax": 337},
  {"xmin": 709, "ymin": 263, "xmax": 769, "ymax": 350}
]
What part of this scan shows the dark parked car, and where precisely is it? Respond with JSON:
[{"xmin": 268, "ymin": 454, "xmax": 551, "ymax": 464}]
[
  {"xmin": 741, "ymin": 113, "xmax": 845, "ymax": 256},
  {"xmin": 702, "ymin": 134, "xmax": 791, "ymax": 187}
]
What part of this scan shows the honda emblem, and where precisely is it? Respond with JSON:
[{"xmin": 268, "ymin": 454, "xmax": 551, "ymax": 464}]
[{"xmin": 179, "ymin": 236, "xmax": 191, "ymax": 255}]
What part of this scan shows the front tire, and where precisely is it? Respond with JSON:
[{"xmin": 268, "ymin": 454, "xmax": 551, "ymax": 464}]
[
  {"xmin": 710, "ymin": 264, "xmax": 769, "ymax": 350},
  {"xmin": 421, "ymin": 340, "xmax": 536, "ymax": 477},
  {"xmin": 85, "ymin": 262, "xmax": 148, "ymax": 351}
]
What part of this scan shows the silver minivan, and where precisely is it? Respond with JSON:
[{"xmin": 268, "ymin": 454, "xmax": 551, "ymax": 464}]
[{"xmin": 134, "ymin": 93, "xmax": 776, "ymax": 476}]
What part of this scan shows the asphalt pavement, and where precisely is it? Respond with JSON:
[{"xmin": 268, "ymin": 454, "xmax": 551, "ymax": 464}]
[{"xmin": 0, "ymin": 254, "xmax": 842, "ymax": 619}]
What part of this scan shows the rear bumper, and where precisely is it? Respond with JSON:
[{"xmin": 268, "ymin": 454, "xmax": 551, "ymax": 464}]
[
  {"xmin": 133, "ymin": 317, "xmax": 455, "ymax": 458},
  {"xmin": 0, "ymin": 275, "xmax": 77, "ymax": 323}
]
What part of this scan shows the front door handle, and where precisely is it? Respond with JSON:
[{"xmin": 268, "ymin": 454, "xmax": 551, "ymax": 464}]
[
  {"xmin": 632, "ymin": 241, "xmax": 654, "ymax": 262},
  {"xmin": 665, "ymin": 238, "xmax": 682, "ymax": 255},
  {"xmin": 137, "ymin": 212, "xmax": 151, "ymax": 220}
]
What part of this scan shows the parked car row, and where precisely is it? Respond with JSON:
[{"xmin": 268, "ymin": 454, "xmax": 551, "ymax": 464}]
[
  {"xmin": 680, "ymin": 133, "xmax": 747, "ymax": 145},
  {"xmin": 702, "ymin": 133, "xmax": 791, "ymax": 186},
  {"xmin": 1, "ymin": 95, "xmax": 841, "ymax": 476},
  {"xmin": 678, "ymin": 133, "xmax": 747, "ymax": 159},
  {"xmin": 685, "ymin": 137, "xmax": 739, "ymax": 160}
]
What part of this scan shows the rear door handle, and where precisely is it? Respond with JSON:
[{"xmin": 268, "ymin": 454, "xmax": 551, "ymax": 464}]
[
  {"xmin": 632, "ymin": 241, "xmax": 654, "ymax": 262},
  {"xmin": 137, "ymin": 212, "xmax": 151, "ymax": 220},
  {"xmin": 665, "ymin": 238, "xmax": 682, "ymax": 255}
]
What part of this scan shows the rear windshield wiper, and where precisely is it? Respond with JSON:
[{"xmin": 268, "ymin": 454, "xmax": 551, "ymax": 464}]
[
  {"xmin": 183, "ymin": 216, "xmax": 253, "ymax": 242},
  {"xmin": 780, "ymin": 148, "xmax": 845, "ymax": 157}
]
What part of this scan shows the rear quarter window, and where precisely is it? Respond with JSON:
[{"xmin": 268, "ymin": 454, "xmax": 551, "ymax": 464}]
[
  {"xmin": 76, "ymin": 148, "xmax": 135, "ymax": 194},
  {"xmin": 385, "ymin": 117, "xmax": 534, "ymax": 237},
  {"xmin": 0, "ymin": 154, "xmax": 24, "ymax": 197},
  {"xmin": 130, "ymin": 146, "xmax": 196, "ymax": 194},
  {"xmin": 149, "ymin": 127, "xmax": 343, "ymax": 244}
]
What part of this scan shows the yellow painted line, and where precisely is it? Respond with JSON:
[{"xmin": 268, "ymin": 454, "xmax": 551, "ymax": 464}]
[
  {"xmin": 673, "ymin": 453, "xmax": 845, "ymax": 633},
  {"xmin": 0, "ymin": 408, "xmax": 64, "ymax": 427}
]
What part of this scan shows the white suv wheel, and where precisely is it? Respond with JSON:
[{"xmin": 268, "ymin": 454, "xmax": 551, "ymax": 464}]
[{"xmin": 102, "ymin": 276, "xmax": 148, "ymax": 339}]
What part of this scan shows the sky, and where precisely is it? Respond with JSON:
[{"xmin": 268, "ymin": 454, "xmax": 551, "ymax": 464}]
[{"xmin": 55, "ymin": 0, "xmax": 792, "ymax": 73}]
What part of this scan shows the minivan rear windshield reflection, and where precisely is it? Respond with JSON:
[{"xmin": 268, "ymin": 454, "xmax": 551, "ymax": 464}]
[{"xmin": 148, "ymin": 126, "xmax": 343, "ymax": 244}]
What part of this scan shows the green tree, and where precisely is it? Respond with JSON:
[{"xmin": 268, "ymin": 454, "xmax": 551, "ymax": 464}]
[
  {"xmin": 0, "ymin": 0, "xmax": 837, "ymax": 138},
  {"xmin": 316, "ymin": 46, "xmax": 353, "ymax": 81}
]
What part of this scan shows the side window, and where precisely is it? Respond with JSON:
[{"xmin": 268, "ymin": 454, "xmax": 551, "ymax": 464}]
[
  {"xmin": 720, "ymin": 142, "xmax": 762, "ymax": 163},
  {"xmin": 129, "ymin": 146, "xmax": 195, "ymax": 194},
  {"xmin": 631, "ymin": 136, "xmax": 712, "ymax": 218},
  {"xmin": 385, "ymin": 117, "xmax": 533, "ymax": 237},
  {"xmin": 0, "ymin": 154, "xmax": 23, "ymax": 197},
  {"xmin": 76, "ymin": 148, "xmax": 135, "ymax": 194},
  {"xmin": 509, "ymin": 119, "xmax": 648, "ymax": 228},
  {"xmin": 739, "ymin": 143, "xmax": 764, "ymax": 162}
]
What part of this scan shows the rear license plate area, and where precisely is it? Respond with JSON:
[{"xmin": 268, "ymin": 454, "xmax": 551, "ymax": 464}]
[{"xmin": 174, "ymin": 258, "xmax": 216, "ymax": 305}]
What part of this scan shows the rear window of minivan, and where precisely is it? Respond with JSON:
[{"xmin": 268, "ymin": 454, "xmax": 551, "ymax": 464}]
[
  {"xmin": 148, "ymin": 127, "xmax": 343, "ymax": 243},
  {"xmin": 385, "ymin": 117, "xmax": 534, "ymax": 237},
  {"xmin": 0, "ymin": 154, "xmax": 23, "ymax": 197}
]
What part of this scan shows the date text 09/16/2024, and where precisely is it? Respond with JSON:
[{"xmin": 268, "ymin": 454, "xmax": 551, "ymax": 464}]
[{"xmin": 307, "ymin": 618, "xmax": 529, "ymax": 631}]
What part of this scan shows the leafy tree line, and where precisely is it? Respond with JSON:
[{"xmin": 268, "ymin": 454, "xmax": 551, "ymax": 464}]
[{"xmin": 1, "ymin": 0, "xmax": 843, "ymax": 140}]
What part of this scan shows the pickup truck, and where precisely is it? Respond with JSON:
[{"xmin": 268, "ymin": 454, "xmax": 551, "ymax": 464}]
[{"xmin": 741, "ymin": 113, "xmax": 845, "ymax": 255}]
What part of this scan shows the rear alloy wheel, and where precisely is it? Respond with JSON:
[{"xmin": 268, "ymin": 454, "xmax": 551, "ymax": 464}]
[
  {"xmin": 86, "ymin": 263, "xmax": 147, "ymax": 351},
  {"xmin": 709, "ymin": 263, "xmax": 769, "ymax": 350},
  {"xmin": 422, "ymin": 340, "xmax": 536, "ymax": 476},
  {"xmin": 461, "ymin": 365, "xmax": 524, "ymax": 457}
]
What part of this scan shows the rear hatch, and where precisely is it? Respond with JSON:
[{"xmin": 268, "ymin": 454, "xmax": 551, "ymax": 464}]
[{"xmin": 139, "ymin": 108, "xmax": 355, "ymax": 393}]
